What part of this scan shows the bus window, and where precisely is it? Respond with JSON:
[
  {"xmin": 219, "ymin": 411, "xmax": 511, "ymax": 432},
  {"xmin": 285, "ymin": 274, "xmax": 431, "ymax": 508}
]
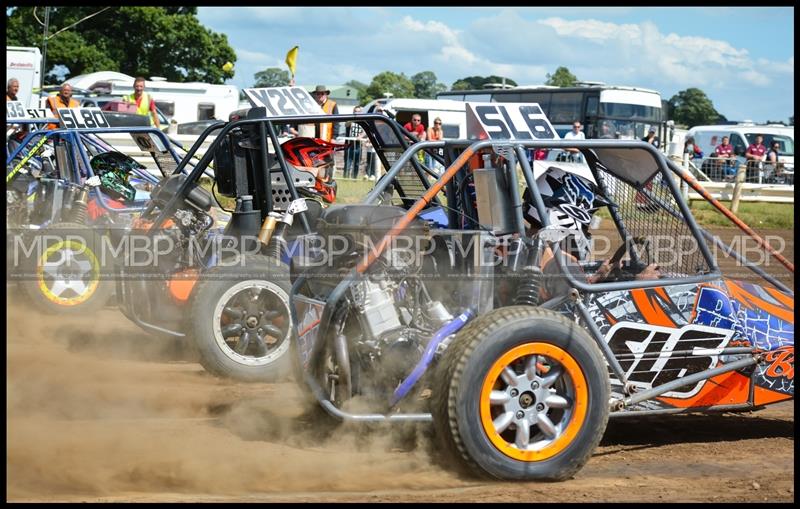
[
  {"xmin": 198, "ymin": 103, "xmax": 215, "ymax": 121},
  {"xmin": 585, "ymin": 96, "xmax": 598, "ymax": 117},
  {"xmin": 493, "ymin": 93, "xmax": 521, "ymax": 103},
  {"xmin": 463, "ymin": 93, "xmax": 492, "ymax": 103},
  {"xmin": 519, "ymin": 93, "xmax": 551, "ymax": 113},
  {"xmin": 442, "ymin": 124, "xmax": 460, "ymax": 139},
  {"xmin": 548, "ymin": 92, "xmax": 583, "ymax": 123}
]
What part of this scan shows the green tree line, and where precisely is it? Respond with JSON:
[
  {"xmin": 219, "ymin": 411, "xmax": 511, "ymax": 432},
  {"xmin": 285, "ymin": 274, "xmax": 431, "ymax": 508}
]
[{"xmin": 7, "ymin": 7, "xmax": 738, "ymax": 127}]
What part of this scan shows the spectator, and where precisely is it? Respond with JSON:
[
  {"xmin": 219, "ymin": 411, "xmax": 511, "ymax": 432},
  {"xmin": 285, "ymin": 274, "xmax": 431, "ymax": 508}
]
[
  {"xmin": 311, "ymin": 84, "xmax": 339, "ymax": 142},
  {"xmin": 425, "ymin": 116, "xmax": 444, "ymax": 173},
  {"xmin": 364, "ymin": 106, "xmax": 387, "ymax": 180},
  {"xmin": 561, "ymin": 120, "xmax": 585, "ymax": 161},
  {"xmin": 123, "ymin": 77, "xmax": 160, "ymax": 128},
  {"xmin": 6, "ymin": 77, "xmax": 28, "ymax": 152},
  {"xmin": 745, "ymin": 134, "xmax": 766, "ymax": 162},
  {"xmin": 642, "ymin": 127, "xmax": 660, "ymax": 148},
  {"xmin": 403, "ymin": 114, "xmax": 427, "ymax": 141},
  {"xmin": 684, "ymin": 136, "xmax": 703, "ymax": 160},
  {"xmin": 765, "ymin": 140, "xmax": 783, "ymax": 180},
  {"xmin": 46, "ymin": 82, "xmax": 79, "ymax": 130},
  {"xmin": 6, "ymin": 78, "xmax": 20, "ymax": 101},
  {"xmin": 344, "ymin": 106, "xmax": 366, "ymax": 179},
  {"xmin": 598, "ymin": 122, "xmax": 614, "ymax": 139},
  {"xmin": 714, "ymin": 136, "xmax": 737, "ymax": 177}
]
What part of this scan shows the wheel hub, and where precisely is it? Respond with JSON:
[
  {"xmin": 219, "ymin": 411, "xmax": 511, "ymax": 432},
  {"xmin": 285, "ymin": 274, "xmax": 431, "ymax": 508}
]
[{"xmin": 245, "ymin": 315, "xmax": 259, "ymax": 329}]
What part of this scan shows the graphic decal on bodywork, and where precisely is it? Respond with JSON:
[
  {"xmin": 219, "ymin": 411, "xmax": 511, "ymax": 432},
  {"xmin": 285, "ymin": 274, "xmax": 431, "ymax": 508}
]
[
  {"xmin": 588, "ymin": 280, "xmax": 794, "ymax": 409},
  {"xmin": 604, "ymin": 322, "xmax": 734, "ymax": 398}
]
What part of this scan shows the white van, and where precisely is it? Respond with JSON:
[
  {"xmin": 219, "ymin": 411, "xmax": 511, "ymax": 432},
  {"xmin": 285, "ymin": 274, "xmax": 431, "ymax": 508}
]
[
  {"xmin": 6, "ymin": 46, "xmax": 42, "ymax": 108},
  {"xmin": 363, "ymin": 98, "xmax": 467, "ymax": 139},
  {"xmin": 688, "ymin": 124, "xmax": 794, "ymax": 172}
]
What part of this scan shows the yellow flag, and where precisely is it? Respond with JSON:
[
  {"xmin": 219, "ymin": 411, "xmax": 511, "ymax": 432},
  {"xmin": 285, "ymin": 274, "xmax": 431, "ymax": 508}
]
[{"xmin": 285, "ymin": 46, "xmax": 299, "ymax": 77}]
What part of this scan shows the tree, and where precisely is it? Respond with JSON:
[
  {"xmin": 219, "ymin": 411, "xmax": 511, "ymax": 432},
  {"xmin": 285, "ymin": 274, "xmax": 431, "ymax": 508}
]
[
  {"xmin": 668, "ymin": 88, "xmax": 723, "ymax": 128},
  {"xmin": 545, "ymin": 66, "xmax": 578, "ymax": 87},
  {"xmin": 6, "ymin": 7, "xmax": 236, "ymax": 85},
  {"xmin": 411, "ymin": 71, "xmax": 447, "ymax": 99},
  {"xmin": 344, "ymin": 79, "xmax": 368, "ymax": 103},
  {"xmin": 451, "ymin": 75, "xmax": 517, "ymax": 91},
  {"xmin": 253, "ymin": 67, "xmax": 290, "ymax": 88},
  {"xmin": 363, "ymin": 71, "xmax": 415, "ymax": 104}
]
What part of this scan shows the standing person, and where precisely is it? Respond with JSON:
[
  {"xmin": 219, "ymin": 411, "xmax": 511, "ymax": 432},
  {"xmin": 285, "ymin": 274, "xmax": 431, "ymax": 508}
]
[
  {"xmin": 46, "ymin": 82, "xmax": 80, "ymax": 129},
  {"xmin": 714, "ymin": 136, "xmax": 737, "ymax": 178},
  {"xmin": 123, "ymin": 77, "xmax": 160, "ymax": 128},
  {"xmin": 425, "ymin": 116, "xmax": 444, "ymax": 173},
  {"xmin": 364, "ymin": 105, "xmax": 387, "ymax": 180},
  {"xmin": 344, "ymin": 106, "xmax": 366, "ymax": 179},
  {"xmin": 642, "ymin": 127, "xmax": 660, "ymax": 148},
  {"xmin": 598, "ymin": 122, "xmax": 614, "ymax": 139},
  {"xmin": 765, "ymin": 140, "xmax": 783, "ymax": 181},
  {"xmin": 311, "ymin": 85, "xmax": 339, "ymax": 142},
  {"xmin": 745, "ymin": 134, "xmax": 767, "ymax": 162},
  {"xmin": 6, "ymin": 78, "xmax": 20, "ymax": 101},
  {"xmin": 562, "ymin": 120, "xmax": 586, "ymax": 161}
]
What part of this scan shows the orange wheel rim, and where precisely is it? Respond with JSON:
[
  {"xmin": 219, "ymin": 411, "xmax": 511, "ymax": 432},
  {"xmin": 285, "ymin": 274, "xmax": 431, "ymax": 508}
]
[{"xmin": 479, "ymin": 342, "xmax": 588, "ymax": 461}]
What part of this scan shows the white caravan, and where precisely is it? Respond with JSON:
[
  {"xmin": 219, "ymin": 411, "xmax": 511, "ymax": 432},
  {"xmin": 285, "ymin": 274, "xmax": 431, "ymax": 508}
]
[
  {"xmin": 64, "ymin": 71, "xmax": 240, "ymax": 125},
  {"xmin": 6, "ymin": 46, "xmax": 42, "ymax": 108}
]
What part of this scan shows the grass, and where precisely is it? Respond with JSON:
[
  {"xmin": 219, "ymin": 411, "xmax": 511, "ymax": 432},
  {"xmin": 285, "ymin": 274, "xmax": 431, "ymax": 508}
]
[
  {"xmin": 201, "ymin": 175, "xmax": 793, "ymax": 230},
  {"xmin": 688, "ymin": 200, "xmax": 794, "ymax": 229}
]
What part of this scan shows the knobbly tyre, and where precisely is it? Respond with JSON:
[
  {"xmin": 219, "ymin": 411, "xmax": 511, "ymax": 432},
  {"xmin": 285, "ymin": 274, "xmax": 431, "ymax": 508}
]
[
  {"xmin": 6, "ymin": 112, "xmax": 178, "ymax": 313},
  {"xmin": 112, "ymin": 86, "xmax": 429, "ymax": 382},
  {"xmin": 289, "ymin": 101, "xmax": 793, "ymax": 481}
]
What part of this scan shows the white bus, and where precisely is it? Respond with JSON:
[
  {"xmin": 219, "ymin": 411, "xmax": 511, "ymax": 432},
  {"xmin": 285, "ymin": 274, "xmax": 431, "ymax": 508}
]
[
  {"xmin": 63, "ymin": 71, "xmax": 240, "ymax": 125},
  {"xmin": 437, "ymin": 83, "xmax": 666, "ymax": 141}
]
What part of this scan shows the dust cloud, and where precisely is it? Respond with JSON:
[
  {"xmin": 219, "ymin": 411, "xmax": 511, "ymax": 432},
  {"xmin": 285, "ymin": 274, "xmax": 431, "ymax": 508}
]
[{"xmin": 6, "ymin": 292, "xmax": 469, "ymax": 501}]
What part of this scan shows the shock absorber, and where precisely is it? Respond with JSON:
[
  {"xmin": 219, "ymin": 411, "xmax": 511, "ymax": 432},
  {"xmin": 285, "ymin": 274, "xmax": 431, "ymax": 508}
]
[
  {"xmin": 69, "ymin": 185, "xmax": 90, "ymax": 224},
  {"xmin": 514, "ymin": 265, "xmax": 543, "ymax": 306}
]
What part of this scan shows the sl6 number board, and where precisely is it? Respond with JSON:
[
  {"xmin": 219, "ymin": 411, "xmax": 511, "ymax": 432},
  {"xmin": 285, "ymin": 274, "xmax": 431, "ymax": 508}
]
[
  {"xmin": 57, "ymin": 107, "xmax": 110, "ymax": 129},
  {"xmin": 466, "ymin": 102, "xmax": 557, "ymax": 141},
  {"xmin": 243, "ymin": 86, "xmax": 324, "ymax": 117}
]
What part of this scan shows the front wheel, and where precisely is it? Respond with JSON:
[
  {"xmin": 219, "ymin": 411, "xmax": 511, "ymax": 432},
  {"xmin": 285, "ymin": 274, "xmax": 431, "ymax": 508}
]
[
  {"xmin": 432, "ymin": 306, "xmax": 609, "ymax": 481},
  {"xmin": 19, "ymin": 222, "xmax": 114, "ymax": 314},
  {"xmin": 190, "ymin": 254, "xmax": 293, "ymax": 382}
]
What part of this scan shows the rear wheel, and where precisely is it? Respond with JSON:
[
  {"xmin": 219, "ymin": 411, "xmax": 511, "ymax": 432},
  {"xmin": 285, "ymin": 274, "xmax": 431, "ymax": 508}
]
[
  {"xmin": 190, "ymin": 254, "xmax": 293, "ymax": 382},
  {"xmin": 20, "ymin": 222, "xmax": 113, "ymax": 314},
  {"xmin": 432, "ymin": 306, "xmax": 609, "ymax": 481}
]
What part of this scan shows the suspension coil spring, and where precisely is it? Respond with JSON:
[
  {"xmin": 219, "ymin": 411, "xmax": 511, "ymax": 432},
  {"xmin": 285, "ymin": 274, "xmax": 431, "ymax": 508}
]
[
  {"xmin": 514, "ymin": 265, "xmax": 543, "ymax": 306},
  {"xmin": 70, "ymin": 200, "xmax": 88, "ymax": 224}
]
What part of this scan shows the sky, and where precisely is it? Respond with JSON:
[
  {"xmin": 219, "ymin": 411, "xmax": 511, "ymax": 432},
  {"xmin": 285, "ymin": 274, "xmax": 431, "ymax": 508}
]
[{"xmin": 197, "ymin": 6, "xmax": 794, "ymax": 123}]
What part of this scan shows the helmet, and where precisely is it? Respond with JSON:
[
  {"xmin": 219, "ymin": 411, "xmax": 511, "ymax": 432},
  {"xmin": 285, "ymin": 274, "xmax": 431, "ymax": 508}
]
[
  {"xmin": 280, "ymin": 137, "xmax": 344, "ymax": 203},
  {"xmin": 523, "ymin": 166, "xmax": 608, "ymax": 261},
  {"xmin": 89, "ymin": 151, "xmax": 142, "ymax": 202}
]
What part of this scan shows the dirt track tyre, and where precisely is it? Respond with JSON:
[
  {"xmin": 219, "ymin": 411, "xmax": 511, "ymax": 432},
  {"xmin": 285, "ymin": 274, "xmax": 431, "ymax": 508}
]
[
  {"xmin": 432, "ymin": 306, "xmax": 609, "ymax": 481},
  {"xmin": 189, "ymin": 254, "xmax": 293, "ymax": 383},
  {"xmin": 19, "ymin": 222, "xmax": 114, "ymax": 314}
]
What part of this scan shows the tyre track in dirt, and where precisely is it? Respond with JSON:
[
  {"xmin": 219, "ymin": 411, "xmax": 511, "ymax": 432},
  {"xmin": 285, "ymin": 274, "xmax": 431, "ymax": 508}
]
[{"xmin": 6, "ymin": 226, "xmax": 794, "ymax": 502}]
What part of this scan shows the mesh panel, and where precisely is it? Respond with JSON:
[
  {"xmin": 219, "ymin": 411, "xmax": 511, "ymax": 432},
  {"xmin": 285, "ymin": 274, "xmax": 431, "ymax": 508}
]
[
  {"xmin": 153, "ymin": 152, "xmax": 178, "ymax": 175},
  {"xmin": 596, "ymin": 168, "xmax": 711, "ymax": 278},
  {"xmin": 384, "ymin": 149, "xmax": 433, "ymax": 207}
]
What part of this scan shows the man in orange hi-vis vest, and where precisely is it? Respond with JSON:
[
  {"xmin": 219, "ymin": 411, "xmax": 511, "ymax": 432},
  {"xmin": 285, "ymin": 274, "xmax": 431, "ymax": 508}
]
[
  {"xmin": 46, "ymin": 82, "xmax": 79, "ymax": 129},
  {"xmin": 311, "ymin": 84, "xmax": 339, "ymax": 142}
]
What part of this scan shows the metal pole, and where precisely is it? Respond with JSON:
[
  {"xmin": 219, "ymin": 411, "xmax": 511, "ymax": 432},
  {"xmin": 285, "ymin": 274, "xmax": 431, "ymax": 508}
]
[{"xmin": 41, "ymin": 7, "xmax": 51, "ymax": 92}]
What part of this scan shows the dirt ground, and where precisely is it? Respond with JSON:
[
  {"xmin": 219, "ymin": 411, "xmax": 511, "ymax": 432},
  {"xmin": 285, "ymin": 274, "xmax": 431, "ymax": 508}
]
[{"xmin": 6, "ymin": 226, "xmax": 794, "ymax": 502}]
